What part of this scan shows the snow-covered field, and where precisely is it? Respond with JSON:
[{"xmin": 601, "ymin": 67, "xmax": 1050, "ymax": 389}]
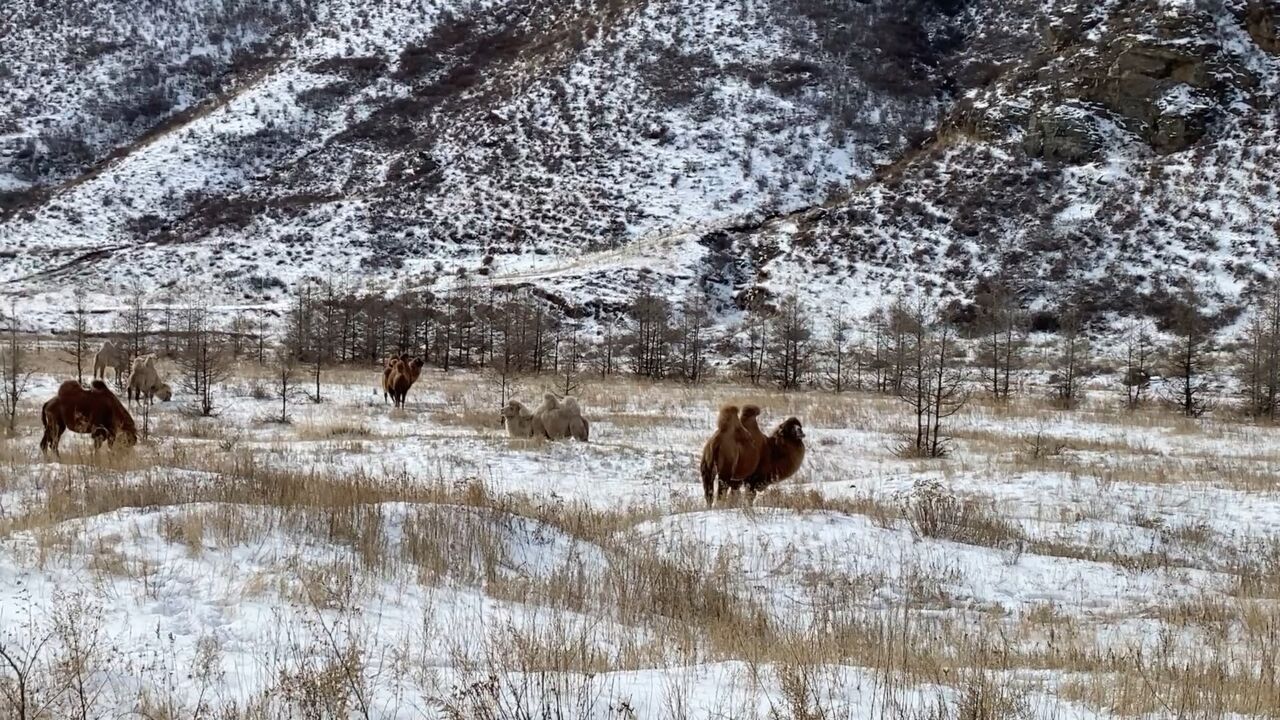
[{"xmin": 2, "ymin": 357, "xmax": 1280, "ymax": 718}]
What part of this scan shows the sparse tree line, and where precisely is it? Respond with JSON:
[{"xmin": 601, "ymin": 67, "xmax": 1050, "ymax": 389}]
[{"xmin": 8, "ymin": 275, "xmax": 1280, "ymax": 442}]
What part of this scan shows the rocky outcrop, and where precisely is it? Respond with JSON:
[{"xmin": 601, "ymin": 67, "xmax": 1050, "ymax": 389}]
[
  {"xmin": 1023, "ymin": 104, "xmax": 1108, "ymax": 162},
  {"xmin": 1246, "ymin": 2, "xmax": 1280, "ymax": 54},
  {"xmin": 1058, "ymin": 40, "xmax": 1230, "ymax": 154},
  {"xmin": 1003, "ymin": 4, "xmax": 1270, "ymax": 161}
]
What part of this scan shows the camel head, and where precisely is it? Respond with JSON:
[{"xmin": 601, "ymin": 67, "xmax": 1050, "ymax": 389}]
[{"xmin": 778, "ymin": 417, "xmax": 804, "ymax": 442}]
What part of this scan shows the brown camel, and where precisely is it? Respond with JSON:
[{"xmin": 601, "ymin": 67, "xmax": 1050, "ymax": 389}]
[
  {"xmin": 742, "ymin": 417, "xmax": 806, "ymax": 501},
  {"xmin": 699, "ymin": 405, "xmax": 754, "ymax": 507},
  {"xmin": 382, "ymin": 353, "xmax": 411, "ymax": 403},
  {"xmin": 385, "ymin": 356, "xmax": 425, "ymax": 409},
  {"xmin": 40, "ymin": 380, "xmax": 138, "ymax": 456},
  {"xmin": 699, "ymin": 404, "xmax": 770, "ymax": 506},
  {"xmin": 730, "ymin": 405, "xmax": 767, "ymax": 484}
]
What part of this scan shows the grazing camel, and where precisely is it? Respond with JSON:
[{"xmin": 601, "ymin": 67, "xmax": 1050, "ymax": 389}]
[
  {"xmin": 126, "ymin": 354, "xmax": 173, "ymax": 405},
  {"xmin": 40, "ymin": 380, "xmax": 138, "ymax": 456}
]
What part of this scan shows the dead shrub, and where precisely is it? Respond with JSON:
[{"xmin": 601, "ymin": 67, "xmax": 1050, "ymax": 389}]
[{"xmin": 899, "ymin": 479, "xmax": 1024, "ymax": 549}]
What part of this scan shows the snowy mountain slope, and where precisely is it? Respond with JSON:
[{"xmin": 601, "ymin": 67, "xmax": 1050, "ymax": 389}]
[
  {"xmin": 750, "ymin": 0, "xmax": 1280, "ymax": 320},
  {"xmin": 0, "ymin": 0, "xmax": 309, "ymax": 195},
  {"xmin": 2, "ymin": 0, "xmax": 1278, "ymax": 329}
]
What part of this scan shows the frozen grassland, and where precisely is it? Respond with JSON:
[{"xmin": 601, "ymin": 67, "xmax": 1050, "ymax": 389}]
[{"xmin": 2, "ymin": 354, "xmax": 1280, "ymax": 719}]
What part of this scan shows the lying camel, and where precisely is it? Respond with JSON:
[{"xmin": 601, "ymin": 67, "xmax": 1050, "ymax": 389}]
[
  {"xmin": 532, "ymin": 393, "xmax": 589, "ymax": 442},
  {"xmin": 500, "ymin": 400, "xmax": 537, "ymax": 438},
  {"xmin": 501, "ymin": 395, "xmax": 590, "ymax": 441}
]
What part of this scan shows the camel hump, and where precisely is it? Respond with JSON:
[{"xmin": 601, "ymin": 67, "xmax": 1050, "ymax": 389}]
[
  {"xmin": 741, "ymin": 405, "xmax": 761, "ymax": 420},
  {"xmin": 90, "ymin": 380, "xmax": 110, "ymax": 392},
  {"xmin": 560, "ymin": 397, "xmax": 581, "ymax": 414},
  {"xmin": 542, "ymin": 392, "xmax": 561, "ymax": 409},
  {"xmin": 716, "ymin": 405, "xmax": 740, "ymax": 431}
]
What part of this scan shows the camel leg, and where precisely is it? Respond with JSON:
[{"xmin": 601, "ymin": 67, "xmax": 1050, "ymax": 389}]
[
  {"xmin": 715, "ymin": 465, "xmax": 737, "ymax": 507},
  {"xmin": 41, "ymin": 414, "xmax": 64, "ymax": 458},
  {"xmin": 702, "ymin": 467, "xmax": 716, "ymax": 508},
  {"xmin": 744, "ymin": 472, "xmax": 770, "ymax": 506}
]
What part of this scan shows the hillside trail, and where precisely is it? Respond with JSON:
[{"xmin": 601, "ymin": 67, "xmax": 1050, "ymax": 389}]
[{"xmin": 480, "ymin": 126, "xmax": 954, "ymax": 288}]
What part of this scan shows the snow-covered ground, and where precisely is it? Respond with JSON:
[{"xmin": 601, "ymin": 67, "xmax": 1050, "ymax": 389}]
[{"xmin": 2, "ymin": 358, "xmax": 1279, "ymax": 717}]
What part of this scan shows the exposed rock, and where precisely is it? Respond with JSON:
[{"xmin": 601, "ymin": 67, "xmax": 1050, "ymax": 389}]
[
  {"xmin": 1023, "ymin": 104, "xmax": 1108, "ymax": 162},
  {"xmin": 1082, "ymin": 43, "xmax": 1226, "ymax": 153},
  {"xmin": 1246, "ymin": 2, "xmax": 1280, "ymax": 54}
]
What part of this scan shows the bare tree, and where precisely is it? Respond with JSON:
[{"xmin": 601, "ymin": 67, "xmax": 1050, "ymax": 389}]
[
  {"xmin": 270, "ymin": 345, "xmax": 302, "ymax": 424},
  {"xmin": 555, "ymin": 321, "xmax": 584, "ymax": 397},
  {"xmin": 868, "ymin": 303, "xmax": 894, "ymax": 393},
  {"xmin": 1120, "ymin": 318, "xmax": 1156, "ymax": 410},
  {"xmin": 1, "ymin": 301, "xmax": 34, "ymax": 436},
  {"xmin": 488, "ymin": 299, "xmax": 523, "ymax": 407},
  {"xmin": 119, "ymin": 284, "xmax": 149, "ymax": 371},
  {"xmin": 596, "ymin": 316, "xmax": 620, "ymax": 378},
  {"xmin": 1051, "ymin": 309, "xmax": 1089, "ymax": 409},
  {"xmin": 824, "ymin": 311, "xmax": 861, "ymax": 392},
  {"xmin": 673, "ymin": 292, "xmax": 712, "ymax": 383},
  {"xmin": 156, "ymin": 291, "xmax": 176, "ymax": 359},
  {"xmin": 66, "ymin": 294, "xmax": 91, "ymax": 384},
  {"xmin": 1237, "ymin": 281, "xmax": 1280, "ymax": 421},
  {"xmin": 229, "ymin": 310, "xmax": 251, "ymax": 361},
  {"xmin": 627, "ymin": 288, "xmax": 672, "ymax": 379},
  {"xmin": 873, "ymin": 300, "xmax": 912, "ymax": 395},
  {"xmin": 739, "ymin": 299, "xmax": 769, "ymax": 386},
  {"xmin": 176, "ymin": 306, "xmax": 231, "ymax": 417},
  {"xmin": 769, "ymin": 294, "xmax": 814, "ymax": 390},
  {"xmin": 974, "ymin": 280, "xmax": 1023, "ymax": 401},
  {"xmin": 894, "ymin": 298, "xmax": 969, "ymax": 458},
  {"xmin": 284, "ymin": 280, "xmax": 329, "ymax": 403},
  {"xmin": 1162, "ymin": 283, "xmax": 1216, "ymax": 418}
]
